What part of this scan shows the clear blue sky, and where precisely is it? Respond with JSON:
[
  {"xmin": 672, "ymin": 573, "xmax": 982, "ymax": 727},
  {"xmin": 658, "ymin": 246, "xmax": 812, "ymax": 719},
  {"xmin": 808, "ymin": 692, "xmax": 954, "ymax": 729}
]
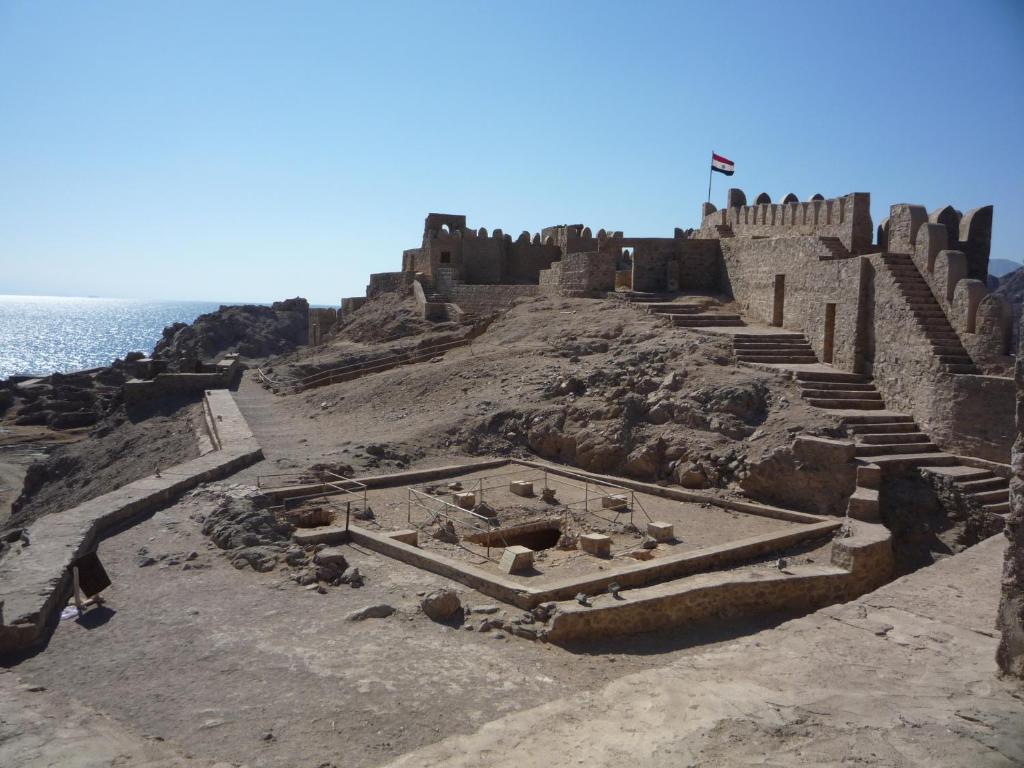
[{"xmin": 1, "ymin": 1, "xmax": 1022, "ymax": 305}]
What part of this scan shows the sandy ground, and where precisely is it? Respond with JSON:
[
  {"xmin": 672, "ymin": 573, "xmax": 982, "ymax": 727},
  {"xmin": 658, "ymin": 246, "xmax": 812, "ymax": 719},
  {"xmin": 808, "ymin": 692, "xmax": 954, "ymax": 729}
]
[
  {"xmin": 2, "ymin": 485, "xmax": 784, "ymax": 768},
  {"xmin": 385, "ymin": 534, "xmax": 1024, "ymax": 768},
  {"xmin": 3, "ymin": 509, "xmax": 1020, "ymax": 767},
  {"xmin": 0, "ymin": 424, "xmax": 81, "ymax": 526}
]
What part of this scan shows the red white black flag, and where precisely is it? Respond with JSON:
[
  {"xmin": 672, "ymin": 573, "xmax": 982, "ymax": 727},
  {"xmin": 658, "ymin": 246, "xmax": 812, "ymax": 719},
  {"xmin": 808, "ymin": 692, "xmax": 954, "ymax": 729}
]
[{"xmin": 711, "ymin": 152, "xmax": 735, "ymax": 176}]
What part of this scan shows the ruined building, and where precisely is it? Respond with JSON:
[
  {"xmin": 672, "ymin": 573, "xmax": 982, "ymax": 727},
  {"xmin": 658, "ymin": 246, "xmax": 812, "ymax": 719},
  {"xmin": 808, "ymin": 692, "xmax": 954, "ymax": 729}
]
[{"xmin": 345, "ymin": 190, "xmax": 1015, "ymax": 467}]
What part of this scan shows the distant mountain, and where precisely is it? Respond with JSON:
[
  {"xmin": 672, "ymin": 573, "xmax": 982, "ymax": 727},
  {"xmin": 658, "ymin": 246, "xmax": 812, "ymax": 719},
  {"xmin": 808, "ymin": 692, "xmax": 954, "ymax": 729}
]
[{"xmin": 989, "ymin": 258, "xmax": 1022, "ymax": 278}]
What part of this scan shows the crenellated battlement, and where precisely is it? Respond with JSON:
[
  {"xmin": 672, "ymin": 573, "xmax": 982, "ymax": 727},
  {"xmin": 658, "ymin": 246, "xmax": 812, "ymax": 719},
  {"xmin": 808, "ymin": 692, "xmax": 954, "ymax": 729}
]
[{"xmin": 698, "ymin": 189, "xmax": 873, "ymax": 254}]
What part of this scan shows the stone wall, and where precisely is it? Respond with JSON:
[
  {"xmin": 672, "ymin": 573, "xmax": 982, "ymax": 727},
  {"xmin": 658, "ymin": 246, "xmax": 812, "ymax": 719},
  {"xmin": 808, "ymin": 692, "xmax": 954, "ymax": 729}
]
[
  {"xmin": 630, "ymin": 239, "xmax": 723, "ymax": 293},
  {"xmin": 861, "ymin": 252, "xmax": 1014, "ymax": 461},
  {"xmin": 123, "ymin": 357, "xmax": 241, "ymax": 406},
  {"xmin": 307, "ymin": 308, "xmax": 338, "ymax": 345},
  {"xmin": 720, "ymin": 237, "xmax": 864, "ymax": 370},
  {"xmin": 540, "ymin": 251, "xmax": 616, "ymax": 297},
  {"xmin": 545, "ymin": 522, "xmax": 893, "ymax": 644},
  {"xmin": 997, "ymin": 317, "xmax": 1024, "ymax": 677},
  {"xmin": 445, "ymin": 284, "xmax": 540, "ymax": 316},
  {"xmin": 367, "ymin": 271, "xmax": 414, "ymax": 297},
  {"xmin": 700, "ymin": 191, "xmax": 873, "ymax": 254}
]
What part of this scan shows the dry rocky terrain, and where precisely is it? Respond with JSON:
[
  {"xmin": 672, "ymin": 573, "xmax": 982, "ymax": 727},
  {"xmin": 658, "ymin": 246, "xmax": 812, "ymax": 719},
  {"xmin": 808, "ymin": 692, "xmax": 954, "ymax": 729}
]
[{"xmin": 1, "ymin": 290, "xmax": 1022, "ymax": 766}]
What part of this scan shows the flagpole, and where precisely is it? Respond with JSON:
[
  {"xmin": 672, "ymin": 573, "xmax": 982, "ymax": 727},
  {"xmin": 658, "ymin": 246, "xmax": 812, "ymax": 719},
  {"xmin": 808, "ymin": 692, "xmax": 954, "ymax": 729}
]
[{"xmin": 707, "ymin": 152, "xmax": 713, "ymax": 203}]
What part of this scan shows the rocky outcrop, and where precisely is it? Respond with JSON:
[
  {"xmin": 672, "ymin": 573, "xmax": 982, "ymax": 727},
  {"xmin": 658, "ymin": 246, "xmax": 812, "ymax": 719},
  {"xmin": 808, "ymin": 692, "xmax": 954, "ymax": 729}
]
[
  {"xmin": 997, "ymin": 318, "xmax": 1024, "ymax": 678},
  {"xmin": 153, "ymin": 297, "xmax": 309, "ymax": 370}
]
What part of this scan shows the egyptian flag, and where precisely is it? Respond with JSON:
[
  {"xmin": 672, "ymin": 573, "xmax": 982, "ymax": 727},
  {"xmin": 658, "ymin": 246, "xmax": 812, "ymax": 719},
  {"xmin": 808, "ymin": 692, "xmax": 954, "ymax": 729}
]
[{"xmin": 711, "ymin": 152, "xmax": 735, "ymax": 176}]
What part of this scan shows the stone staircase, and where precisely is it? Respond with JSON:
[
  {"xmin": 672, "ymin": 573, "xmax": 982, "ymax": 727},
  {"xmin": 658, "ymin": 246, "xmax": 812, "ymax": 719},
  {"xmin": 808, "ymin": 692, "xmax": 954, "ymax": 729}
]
[
  {"xmin": 795, "ymin": 371, "xmax": 886, "ymax": 410},
  {"xmin": 733, "ymin": 332, "xmax": 816, "ymax": 364},
  {"xmin": 882, "ymin": 254, "xmax": 979, "ymax": 374},
  {"xmin": 818, "ymin": 236, "xmax": 850, "ymax": 260},
  {"xmin": 644, "ymin": 302, "xmax": 745, "ymax": 328}
]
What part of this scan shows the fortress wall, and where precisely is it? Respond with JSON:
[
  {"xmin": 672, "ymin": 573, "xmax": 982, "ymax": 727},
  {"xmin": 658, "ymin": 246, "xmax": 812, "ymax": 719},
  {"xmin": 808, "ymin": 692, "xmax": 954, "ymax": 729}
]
[
  {"xmin": 721, "ymin": 237, "xmax": 863, "ymax": 370},
  {"xmin": 367, "ymin": 271, "xmax": 414, "ymax": 297},
  {"xmin": 505, "ymin": 241, "xmax": 561, "ymax": 283},
  {"xmin": 628, "ymin": 239, "xmax": 722, "ymax": 293},
  {"xmin": 445, "ymin": 283, "xmax": 540, "ymax": 315},
  {"xmin": 542, "ymin": 251, "xmax": 616, "ymax": 297},
  {"xmin": 860, "ymin": 252, "xmax": 1013, "ymax": 461},
  {"xmin": 701, "ymin": 192, "xmax": 872, "ymax": 253}
]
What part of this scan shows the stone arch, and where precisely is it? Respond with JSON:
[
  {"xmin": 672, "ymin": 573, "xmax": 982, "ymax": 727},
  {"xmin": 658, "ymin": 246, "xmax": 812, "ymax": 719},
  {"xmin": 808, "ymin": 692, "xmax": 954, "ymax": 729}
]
[
  {"xmin": 597, "ymin": 228, "xmax": 607, "ymax": 238},
  {"xmin": 581, "ymin": 227, "xmax": 592, "ymax": 238},
  {"xmin": 755, "ymin": 192, "xmax": 771, "ymax": 204},
  {"xmin": 810, "ymin": 193, "xmax": 825, "ymax": 201},
  {"xmin": 478, "ymin": 227, "xmax": 488, "ymax": 238},
  {"xmin": 492, "ymin": 228, "xmax": 503, "ymax": 239},
  {"xmin": 517, "ymin": 231, "xmax": 530, "ymax": 243},
  {"xmin": 532, "ymin": 233, "xmax": 540, "ymax": 245},
  {"xmin": 726, "ymin": 188, "xmax": 746, "ymax": 208},
  {"xmin": 782, "ymin": 193, "xmax": 798, "ymax": 204},
  {"xmin": 544, "ymin": 236, "xmax": 554, "ymax": 246}
]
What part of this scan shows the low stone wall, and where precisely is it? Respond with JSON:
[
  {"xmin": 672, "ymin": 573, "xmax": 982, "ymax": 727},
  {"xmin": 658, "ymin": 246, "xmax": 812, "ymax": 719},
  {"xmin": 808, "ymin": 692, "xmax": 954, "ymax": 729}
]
[
  {"xmin": 545, "ymin": 522, "xmax": 893, "ymax": 644},
  {"xmin": 540, "ymin": 251, "xmax": 617, "ymax": 297},
  {"xmin": 445, "ymin": 284, "xmax": 539, "ymax": 315},
  {"xmin": 0, "ymin": 389, "xmax": 262, "ymax": 656},
  {"xmin": 123, "ymin": 357, "xmax": 241, "ymax": 406}
]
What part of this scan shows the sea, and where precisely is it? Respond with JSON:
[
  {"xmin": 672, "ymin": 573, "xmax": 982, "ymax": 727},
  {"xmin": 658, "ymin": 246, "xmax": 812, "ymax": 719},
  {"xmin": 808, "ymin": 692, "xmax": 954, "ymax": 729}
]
[{"xmin": 0, "ymin": 295, "xmax": 224, "ymax": 379}]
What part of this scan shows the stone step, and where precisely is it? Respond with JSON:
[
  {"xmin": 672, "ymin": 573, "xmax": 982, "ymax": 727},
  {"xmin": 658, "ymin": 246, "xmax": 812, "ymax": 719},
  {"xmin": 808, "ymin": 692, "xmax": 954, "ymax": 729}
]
[
  {"xmin": 841, "ymin": 413, "xmax": 915, "ymax": 426},
  {"xmin": 732, "ymin": 334, "xmax": 807, "ymax": 342},
  {"xmin": 931, "ymin": 345, "xmax": 968, "ymax": 356},
  {"xmin": 667, "ymin": 315, "xmax": 745, "ymax": 327},
  {"xmin": 912, "ymin": 308, "xmax": 947, "ymax": 318},
  {"xmin": 796, "ymin": 381, "xmax": 877, "ymax": 392},
  {"xmin": 801, "ymin": 389, "xmax": 882, "ymax": 400},
  {"xmin": 943, "ymin": 363, "xmax": 980, "ymax": 374},
  {"xmin": 734, "ymin": 339, "xmax": 812, "ymax": 347},
  {"xmin": 734, "ymin": 343, "xmax": 814, "ymax": 351},
  {"xmin": 847, "ymin": 487, "xmax": 880, "ymax": 522},
  {"xmin": 806, "ymin": 398, "xmax": 885, "ymax": 410},
  {"xmin": 972, "ymin": 488, "xmax": 1010, "ymax": 505},
  {"xmin": 857, "ymin": 432, "xmax": 931, "ymax": 445},
  {"xmin": 868, "ymin": 452, "xmax": 959, "ymax": 468},
  {"xmin": 847, "ymin": 421, "xmax": 920, "ymax": 434},
  {"xmin": 983, "ymin": 502, "xmax": 1010, "ymax": 515},
  {"xmin": 955, "ymin": 475, "xmax": 1004, "ymax": 491},
  {"xmin": 644, "ymin": 304, "xmax": 707, "ymax": 314},
  {"xmin": 795, "ymin": 371, "xmax": 871, "ymax": 384},
  {"xmin": 736, "ymin": 348, "xmax": 815, "ymax": 357},
  {"xmin": 737, "ymin": 354, "xmax": 818, "ymax": 364},
  {"xmin": 855, "ymin": 442, "xmax": 940, "ymax": 457}
]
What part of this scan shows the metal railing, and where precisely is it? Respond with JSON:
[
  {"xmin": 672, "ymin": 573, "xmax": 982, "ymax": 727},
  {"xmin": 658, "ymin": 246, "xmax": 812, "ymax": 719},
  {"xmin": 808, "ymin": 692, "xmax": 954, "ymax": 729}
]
[{"xmin": 406, "ymin": 487, "xmax": 510, "ymax": 561}]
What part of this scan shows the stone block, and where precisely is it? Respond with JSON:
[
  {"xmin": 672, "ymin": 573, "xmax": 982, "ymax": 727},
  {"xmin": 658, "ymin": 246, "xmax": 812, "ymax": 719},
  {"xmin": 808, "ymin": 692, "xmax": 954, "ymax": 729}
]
[
  {"xmin": 452, "ymin": 491, "xmax": 476, "ymax": 510},
  {"xmin": 387, "ymin": 529, "xmax": 418, "ymax": 547},
  {"xmin": 509, "ymin": 480, "xmax": 534, "ymax": 497},
  {"xmin": 292, "ymin": 526, "xmax": 348, "ymax": 546},
  {"xmin": 646, "ymin": 521, "xmax": 674, "ymax": 542},
  {"xmin": 499, "ymin": 545, "xmax": 534, "ymax": 574},
  {"xmin": 579, "ymin": 533, "xmax": 612, "ymax": 557},
  {"xmin": 601, "ymin": 494, "xmax": 629, "ymax": 510}
]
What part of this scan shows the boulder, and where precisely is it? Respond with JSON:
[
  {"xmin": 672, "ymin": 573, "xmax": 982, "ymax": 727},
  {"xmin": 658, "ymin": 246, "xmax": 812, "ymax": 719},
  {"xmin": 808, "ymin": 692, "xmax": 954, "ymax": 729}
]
[
  {"xmin": 420, "ymin": 588, "xmax": 462, "ymax": 622},
  {"xmin": 347, "ymin": 604, "xmax": 396, "ymax": 621}
]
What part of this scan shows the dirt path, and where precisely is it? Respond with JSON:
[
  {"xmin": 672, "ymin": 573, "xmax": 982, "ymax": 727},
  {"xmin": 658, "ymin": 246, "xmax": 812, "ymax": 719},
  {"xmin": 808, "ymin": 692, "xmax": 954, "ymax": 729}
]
[{"xmin": 383, "ymin": 534, "xmax": 1024, "ymax": 768}]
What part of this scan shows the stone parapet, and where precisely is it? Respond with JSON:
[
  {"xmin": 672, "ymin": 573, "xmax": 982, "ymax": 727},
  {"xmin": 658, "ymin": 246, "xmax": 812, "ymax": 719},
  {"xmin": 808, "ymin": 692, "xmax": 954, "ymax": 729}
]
[{"xmin": 0, "ymin": 389, "xmax": 262, "ymax": 656}]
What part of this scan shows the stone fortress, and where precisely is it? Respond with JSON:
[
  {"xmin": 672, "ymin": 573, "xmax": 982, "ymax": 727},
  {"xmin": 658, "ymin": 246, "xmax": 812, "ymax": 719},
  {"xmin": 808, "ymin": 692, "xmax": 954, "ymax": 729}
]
[{"xmin": 345, "ymin": 189, "xmax": 1014, "ymax": 473}]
